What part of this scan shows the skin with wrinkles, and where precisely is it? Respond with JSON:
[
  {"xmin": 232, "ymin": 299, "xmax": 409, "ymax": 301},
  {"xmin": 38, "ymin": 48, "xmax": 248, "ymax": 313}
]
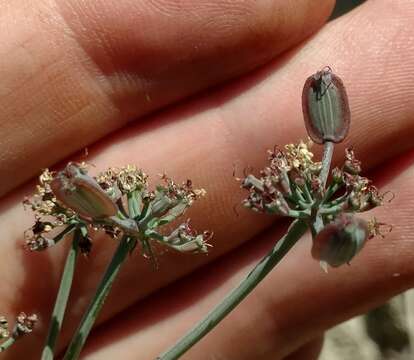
[
  {"xmin": 1, "ymin": 0, "xmax": 414, "ymax": 359},
  {"xmin": 0, "ymin": 0, "xmax": 334, "ymax": 196}
]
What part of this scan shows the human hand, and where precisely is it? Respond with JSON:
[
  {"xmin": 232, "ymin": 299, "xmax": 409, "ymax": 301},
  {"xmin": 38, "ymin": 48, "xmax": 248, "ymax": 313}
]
[{"xmin": 1, "ymin": 1, "xmax": 414, "ymax": 359}]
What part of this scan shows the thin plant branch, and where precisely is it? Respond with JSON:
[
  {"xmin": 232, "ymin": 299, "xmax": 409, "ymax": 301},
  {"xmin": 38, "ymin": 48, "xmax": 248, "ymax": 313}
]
[
  {"xmin": 41, "ymin": 229, "xmax": 81, "ymax": 360},
  {"xmin": 0, "ymin": 337, "xmax": 16, "ymax": 352},
  {"xmin": 63, "ymin": 235, "xmax": 132, "ymax": 360},
  {"xmin": 157, "ymin": 219, "xmax": 308, "ymax": 360},
  {"xmin": 319, "ymin": 141, "xmax": 334, "ymax": 189}
]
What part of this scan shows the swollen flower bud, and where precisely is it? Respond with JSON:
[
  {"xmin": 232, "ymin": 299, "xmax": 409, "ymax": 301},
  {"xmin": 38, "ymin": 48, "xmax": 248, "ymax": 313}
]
[
  {"xmin": 50, "ymin": 162, "xmax": 118, "ymax": 219},
  {"xmin": 311, "ymin": 214, "xmax": 369, "ymax": 268},
  {"xmin": 302, "ymin": 67, "xmax": 350, "ymax": 144}
]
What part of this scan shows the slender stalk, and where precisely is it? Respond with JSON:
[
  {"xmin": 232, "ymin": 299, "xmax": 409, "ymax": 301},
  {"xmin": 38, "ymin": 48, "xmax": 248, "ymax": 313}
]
[
  {"xmin": 309, "ymin": 213, "xmax": 325, "ymax": 238},
  {"xmin": 127, "ymin": 191, "xmax": 140, "ymax": 218},
  {"xmin": 321, "ymin": 182, "xmax": 341, "ymax": 205},
  {"xmin": 0, "ymin": 337, "xmax": 16, "ymax": 352},
  {"xmin": 302, "ymin": 182, "xmax": 313, "ymax": 203},
  {"xmin": 319, "ymin": 141, "xmax": 334, "ymax": 189},
  {"xmin": 157, "ymin": 219, "xmax": 308, "ymax": 360},
  {"xmin": 319, "ymin": 204, "xmax": 346, "ymax": 215},
  {"xmin": 41, "ymin": 229, "xmax": 81, "ymax": 360},
  {"xmin": 49, "ymin": 224, "xmax": 76, "ymax": 246},
  {"xmin": 63, "ymin": 235, "xmax": 132, "ymax": 360}
]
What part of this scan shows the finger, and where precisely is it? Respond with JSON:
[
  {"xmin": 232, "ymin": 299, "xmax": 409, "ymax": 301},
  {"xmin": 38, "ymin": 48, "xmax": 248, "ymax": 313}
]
[
  {"xmin": 81, "ymin": 150, "xmax": 414, "ymax": 360},
  {"xmin": 63, "ymin": 0, "xmax": 414, "ymax": 330},
  {"xmin": 1, "ymin": 0, "xmax": 414, "ymax": 357},
  {"xmin": 0, "ymin": 0, "xmax": 334, "ymax": 196}
]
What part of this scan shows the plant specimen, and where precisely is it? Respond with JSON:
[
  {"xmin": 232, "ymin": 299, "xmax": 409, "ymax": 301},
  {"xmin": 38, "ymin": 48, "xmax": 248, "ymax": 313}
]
[
  {"xmin": 158, "ymin": 67, "xmax": 390, "ymax": 359},
  {"xmin": 0, "ymin": 312, "xmax": 38, "ymax": 352},
  {"xmin": 3, "ymin": 66, "xmax": 391, "ymax": 359},
  {"xmin": 23, "ymin": 164, "xmax": 211, "ymax": 359}
]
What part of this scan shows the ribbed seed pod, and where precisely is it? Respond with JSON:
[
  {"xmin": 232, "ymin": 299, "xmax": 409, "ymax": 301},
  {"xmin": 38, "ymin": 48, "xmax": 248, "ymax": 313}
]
[
  {"xmin": 302, "ymin": 67, "xmax": 350, "ymax": 144},
  {"xmin": 50, "ymin": 162, "xmax": 118, "ymax": 219},
  {"xmin": 311, "ymin": 214, "xmax": 369, "ymax": 267}
]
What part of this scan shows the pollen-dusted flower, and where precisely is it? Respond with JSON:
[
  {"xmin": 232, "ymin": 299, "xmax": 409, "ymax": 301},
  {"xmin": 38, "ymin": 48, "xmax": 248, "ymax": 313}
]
[
  {"xmin": 13, "ymin": 313, "xmax": 38, "ymax": 338},
  {"xmin": 25, "ymin": 162, "xmax": 211, "ymax": 258},
  {"xmin": 240, "ymin": 140, "xmax": 388, "ymax": 269},
  {"xmin": 96, "ymin": 165, "xmax": 148, "ymax": 196},
  {"xmin": 0, "ymin": 317, "xmax": 9, "ymax": 339},
  {"xmin": 240, "ymin": 140, "xmax": 321, "ymax": 217},
  {"xmin": 284, "ymin": 140, "xmax": 321, "ymax": 173},
  {"xmin": 150, "ymin": 175, "xmax": 206, "ymax": 218},
  {"xmin": 341, "ymin": 151, "xmax": 384, "ymax": 212},
  {"xmin": 0, "ymin": 312, "xmax": 38, "ymax": 352},
  {"xmin": 343, "ymin": 147, "xmax": 361, "ymax": 175},
  {"xmin": 24, "ymin": 168, "xmax": 77, "ymax": 251},
  {"xmin": 160, "ymin": 221, "xmax": 212, "ymax": 253}
]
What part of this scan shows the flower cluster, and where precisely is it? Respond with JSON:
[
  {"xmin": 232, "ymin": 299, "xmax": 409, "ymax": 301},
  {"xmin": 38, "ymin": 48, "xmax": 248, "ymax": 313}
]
[
  {"xmin": 240, "ymin": 67, "xmax": 391, "ymax": 270},
  {"xmin": 23, "ymin": 167, "xmax": 77, "ymax": 251},
  {"xmin": 96, "ymin": 165, "xmax": 148, "ymax": 199},
  {"xmin": 24, "ymin": 163, "xmax": 211, "ymax": 257},
  {"xmin": 241, "ymin": 140, "xmax": 322, "ymax": 217},
  {"xmin": 240, "ymin": 141, "xmax": 387, "ymax": 269},
  {"xmin": 0, "ymin": 316, "xmax": 8, "ymax": 340},
  {"xmin": 0, "ymin": 313, "xmax": 38, "ymax": 349}
]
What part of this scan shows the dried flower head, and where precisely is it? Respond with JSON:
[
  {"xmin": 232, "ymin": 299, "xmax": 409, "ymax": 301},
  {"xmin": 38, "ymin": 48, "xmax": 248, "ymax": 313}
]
[
  {"xmin": 240, "ymin": 138, "xmax": 388, "ymax": 269},
  {"xmin": 96, "ymin": 165, "xmax": 148, "ymax": 196},
  {"xmin": 13, "ymin": 313, "xmax": 38, "ymax": 338},
  {"xmin": 241, "ymin": 140, "xmax": 321, "ymax": 216},
  {"xmin": 25, "ymin": 163, "xmax": 211, "ymax": 259},
  {"xmin": 0, "ymin": 312, "xmax": 38, "ymax": 353},
  {"xmin": 0, "ymin": 317, "xmax": 9, "ymax": 339}
]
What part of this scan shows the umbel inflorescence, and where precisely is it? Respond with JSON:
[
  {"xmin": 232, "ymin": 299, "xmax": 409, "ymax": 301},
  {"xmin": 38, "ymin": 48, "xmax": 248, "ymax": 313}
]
[
  {"xmin": 157, "ymin": 67, "xmax": 394, "ymax": 360},
  {"xmin": 240, "ymin": 66, "xmax": 388, "ymax": 270},
  {"xmin": 0, "ymin": 312, "xmax": 38, "ymax": 352},
  {"xmin": 5, "ymin": 66, "xmax": 391, "ymax": 359},
  {"xmin": 21, "ymin": 163, "xmax": 212, "ymax": 358},
  {"xmin": 24, "ymin": 163, "xmax": 211, "ymax": 257},
  {"xmin": 240, "ymin": 141, "xmax": 385, "ymax": 268}
]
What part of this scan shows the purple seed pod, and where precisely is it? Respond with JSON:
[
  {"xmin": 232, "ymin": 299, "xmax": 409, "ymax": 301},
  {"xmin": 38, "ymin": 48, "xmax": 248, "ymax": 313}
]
[
  {"xmin": 311, "ymin": 214, "xmax": 369, "ymax": 267},
  {"xmin": 50, "ymin": 162, "xmax": 118, "ymax": 219},
  {"xmin": 302, "ymin": 67, "xmax": 350, "ymax": 144}
]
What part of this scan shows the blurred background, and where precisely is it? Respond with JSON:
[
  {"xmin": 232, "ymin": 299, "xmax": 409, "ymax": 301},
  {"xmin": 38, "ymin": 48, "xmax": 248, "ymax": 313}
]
[
  {"xmin": 330, "ymin": 0, "xmax": 366, "ymax": 19},
  {"xmin": 319, "ymin": 1, "xmax": 413, "ymax": 359}
]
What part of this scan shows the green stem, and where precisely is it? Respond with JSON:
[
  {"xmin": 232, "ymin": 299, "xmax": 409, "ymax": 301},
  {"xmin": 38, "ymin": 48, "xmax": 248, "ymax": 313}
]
[
  {"xmin": 63, "ymin": 235, "xmax": 132, "ymax": 360},
  {"xmin": 0, "ymin": 337, "xmax": 16, "ymax": 352},
  {"xmin": 291, "ymin": 183, "xmax": 307, "ymax": 204},
  {"xmin": 127, "ymin": 191, "xmax": 140, "ymax": 218},
  {"xmin": 309, "ymin": 213, "xmax": 325, "ymax": 238},
  {"xmin": 319, "ymin": 203, "xmax": 346, "ymax": 215},
  {"xmin": 302, "ymin": 182, "xmax": 313, "ymax": 203},
  {"xmin": 50, "ymin": 224, "xmax": 76, "ymax": 246},
  {"xmin": 319, "ymin": 141, "xmax": 334, "ymax": 189},
  {"xmin": 157, "ymin": 219, "xmax": 308, "ymax": 360},
  {"xmin": 328, "ymin": 193, "xmax": 348, "ymax": 206},
  {"xmin": 321, "ymin": 182, "xmax": 341, "ymax": 205},
  {"xmin": 41, "ymin": 229, "xmax": 81, "ymax": 360}
]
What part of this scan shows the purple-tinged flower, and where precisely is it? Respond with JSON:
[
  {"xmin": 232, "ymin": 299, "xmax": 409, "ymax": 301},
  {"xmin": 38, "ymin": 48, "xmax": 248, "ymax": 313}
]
[{"xmin": 311, "ymin": 214, "xmax": 369, "ymax": 268}]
